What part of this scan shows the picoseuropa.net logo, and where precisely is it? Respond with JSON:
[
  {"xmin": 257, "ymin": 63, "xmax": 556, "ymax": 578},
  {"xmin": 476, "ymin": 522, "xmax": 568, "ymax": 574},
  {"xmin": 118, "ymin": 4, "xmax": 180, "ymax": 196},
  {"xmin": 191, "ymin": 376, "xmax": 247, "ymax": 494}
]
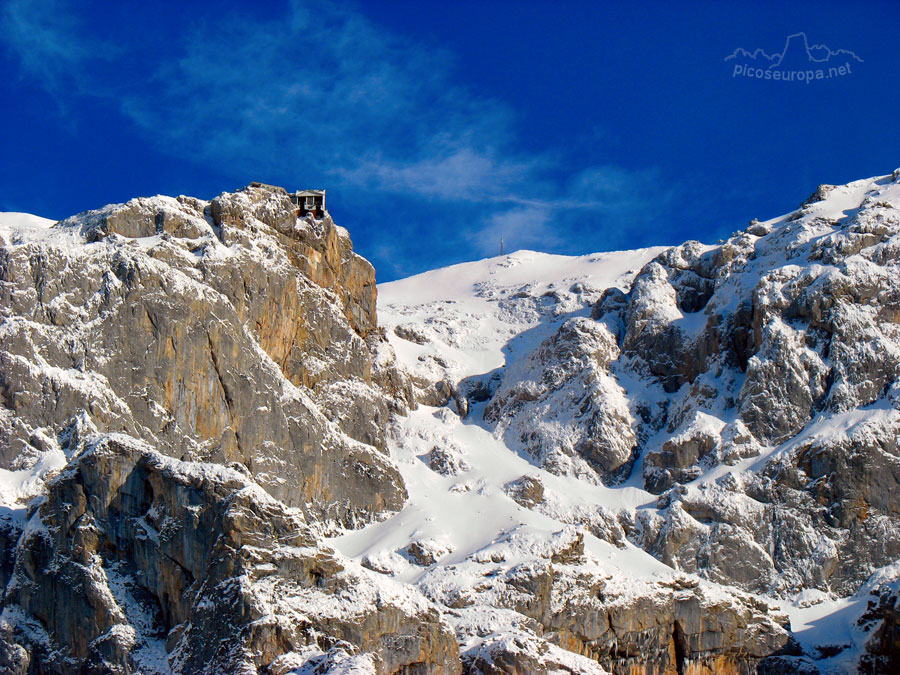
[{"xmin": 726, "ymin": 32, "xmax": 862, "ymax": 83}]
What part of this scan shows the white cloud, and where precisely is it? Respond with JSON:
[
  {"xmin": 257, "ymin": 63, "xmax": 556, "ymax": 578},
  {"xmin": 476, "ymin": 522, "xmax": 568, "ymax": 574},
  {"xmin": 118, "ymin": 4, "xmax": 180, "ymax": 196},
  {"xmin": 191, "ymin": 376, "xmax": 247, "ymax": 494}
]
[
  {"xmin": 339, "ymin": 147, "xmax": 541, "ymax": 201},
  {"xmin": 110, "ymin": 0, "xmax": 537, "ymax": 201},
  {"xmin": 1, "ymin": 0, "xmax": 107, "ymax": 99},
  {"xmin": 1, "ymin": 0, "xmax": 680, "ymax": 260}
]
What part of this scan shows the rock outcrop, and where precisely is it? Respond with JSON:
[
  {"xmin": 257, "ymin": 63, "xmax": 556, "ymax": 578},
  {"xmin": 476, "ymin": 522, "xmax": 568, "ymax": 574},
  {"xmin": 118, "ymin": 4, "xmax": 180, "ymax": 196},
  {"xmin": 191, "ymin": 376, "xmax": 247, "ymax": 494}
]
[
  {"xmin": 0, "ymin": 435, "xmax": 460, "ymax": 674},
  {"xmin": 0, "ymin": 186, "xmax": 405, "ymax": 526},
  {"xmin": 858, "ymin": 574, "xmax": 900, "ymax": 674},
  {"xmin": 419, "ymin": 529, "xmax": 790, "ymax": 675},
  {"xmin": 610, "ymin": 177, "xmax": 900, "ymax": 597},
  {"xmin": 480, "ymin": 173, "xmax": 900, "ymax": 600},
  {"xmin": 0, "ymin": 186, "xmax": 453, "ymax": 673},
  {"xmin": 485, "ymin": 317, "xmax": 637, "ymax": 485}
]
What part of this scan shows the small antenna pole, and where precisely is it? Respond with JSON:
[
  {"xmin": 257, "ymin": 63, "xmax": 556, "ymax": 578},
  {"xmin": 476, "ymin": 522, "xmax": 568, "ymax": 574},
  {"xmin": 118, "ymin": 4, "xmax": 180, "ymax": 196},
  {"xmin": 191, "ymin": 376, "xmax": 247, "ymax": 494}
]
[{"xmin": 500, "ymin": 238, "xmax": 504, "ymax": 256}]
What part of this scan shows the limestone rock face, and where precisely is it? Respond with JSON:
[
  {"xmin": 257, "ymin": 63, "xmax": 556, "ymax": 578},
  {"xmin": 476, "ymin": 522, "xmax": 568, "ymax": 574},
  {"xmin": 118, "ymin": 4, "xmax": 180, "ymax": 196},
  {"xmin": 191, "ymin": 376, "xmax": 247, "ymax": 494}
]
[
  {"xmin": 643, "ymin": 412, "xmax": 723, "ymax": 493},
  {"xmin": 0, "ymin": 187, "xmax": 404, "ymax": 525},
  {"xmin": 417, "ymin": 529, "xmax": 789, "ymax": 675},
  {"xmin": 0, "ymin": 188, "xmax": 476, "ymax": 675},
  {"xmin": 504, "ymin": 474, "xmax": 545, "ymax": 508},
  {"xmin": 501, "ymin": 174, "xmax": 900, "ymax": 598},
  {"xmin": 484, "ymin": 317, "xmax": 637, "ymax": 484},
  {"xmin": 857, "ymin": 574, "xmax": 900, "ymax": 674},
  {"xmin": 0, "ymin": 436, "xmax": 460, "ymax": 675},
  {"xmin": 208, "ymin": 187, "xmax": 377, "ymax": 337}
]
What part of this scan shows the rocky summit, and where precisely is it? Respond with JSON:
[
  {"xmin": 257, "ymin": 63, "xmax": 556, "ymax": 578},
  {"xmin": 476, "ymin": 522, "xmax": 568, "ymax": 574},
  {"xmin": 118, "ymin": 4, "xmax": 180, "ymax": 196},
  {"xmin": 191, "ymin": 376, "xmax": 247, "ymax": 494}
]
[{"xmin": 1, "ymin": 174, "xmax": 900, "ymax": 674}]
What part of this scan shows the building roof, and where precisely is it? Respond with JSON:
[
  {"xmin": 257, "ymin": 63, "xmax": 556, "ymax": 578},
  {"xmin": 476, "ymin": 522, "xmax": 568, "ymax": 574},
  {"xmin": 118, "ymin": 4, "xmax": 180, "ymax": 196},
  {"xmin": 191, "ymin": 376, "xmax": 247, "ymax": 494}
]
[{"xmin": 294, "ymin": 189, "xmax": 326, "ymax": 197}]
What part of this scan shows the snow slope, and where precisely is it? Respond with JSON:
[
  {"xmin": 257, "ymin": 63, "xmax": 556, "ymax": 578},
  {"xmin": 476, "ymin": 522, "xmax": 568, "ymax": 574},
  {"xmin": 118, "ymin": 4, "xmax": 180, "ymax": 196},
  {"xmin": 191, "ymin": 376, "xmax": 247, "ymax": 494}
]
[
  {"xmin": 334, "ymin": 249, "xmax": 700, "ymax": 665},
  {"xmin": 333, "ymin": 172, "xmax": 900, "ymax": 671},
  {"xmin": 0, "ymin": 211, "xmax": 75, "ymax": 248},
  {"xmin": 333, "ymin": 248, "xmax": 798, "ymax": 667},
  {"xmin": 377, "ymin": 249, "xmax": 663, "ymax": 385},
  {"xmin": 340, "ymin": 250, "xmax": 670, "ymax": 552},
  {"xmin": 0, "ymin": 212, "xmax": 56, "ymax": 231}
]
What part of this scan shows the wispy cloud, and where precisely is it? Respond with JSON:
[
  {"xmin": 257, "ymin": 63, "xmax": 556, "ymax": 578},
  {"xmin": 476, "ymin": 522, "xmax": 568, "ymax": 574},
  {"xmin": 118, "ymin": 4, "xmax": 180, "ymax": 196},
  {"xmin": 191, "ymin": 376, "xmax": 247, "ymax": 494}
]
[
  {"xmin": 112, "ymin": 0, "xmax": 538, "ymax": 202},
  {"xmin": 340, "ymin": 147, "xmax": 544, "ymax": 202},
  {"xmin": 1, "ymin": 0, "xmax": 114, "ymax": 103},
  {"xmin": 472, "ymin": 164, "xmax": 678, "ymax": 255},
  {"xmin": 1, "ymin": 0, "xmax": 681, "ymax": 266}
]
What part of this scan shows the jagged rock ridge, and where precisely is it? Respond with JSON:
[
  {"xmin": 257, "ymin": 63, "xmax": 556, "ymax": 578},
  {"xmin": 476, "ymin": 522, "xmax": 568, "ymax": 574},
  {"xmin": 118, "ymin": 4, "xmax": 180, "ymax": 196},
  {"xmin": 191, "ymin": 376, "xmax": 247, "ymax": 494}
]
[{"xmin": 470, "ymin": 173, "xmax": 900, "ymax": 599}]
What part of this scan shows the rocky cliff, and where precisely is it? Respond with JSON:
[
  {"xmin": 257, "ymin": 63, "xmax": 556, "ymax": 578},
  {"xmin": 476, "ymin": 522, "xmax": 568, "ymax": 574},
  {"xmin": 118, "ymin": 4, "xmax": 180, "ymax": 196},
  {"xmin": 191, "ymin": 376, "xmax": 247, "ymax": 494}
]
[
  {"xmin": 0, "ymin": 186, "xmax": 443, "ymax": 673},
  {"xmin": 1, "ymin": 436, "xmax": 459, "ymax": 675},
  {"xmin": 473, "ymin": 173, "xmax": 900, "ymax": 599},
  {"xmin": 0, "ymin": 186, "xmax": 405, "ymax": 526}
]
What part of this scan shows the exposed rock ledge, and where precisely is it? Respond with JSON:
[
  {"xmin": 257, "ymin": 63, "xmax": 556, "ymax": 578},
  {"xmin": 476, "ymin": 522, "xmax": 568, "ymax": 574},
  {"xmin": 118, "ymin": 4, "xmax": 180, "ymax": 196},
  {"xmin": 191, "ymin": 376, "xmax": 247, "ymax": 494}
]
[{"xmin": 0, "ymin": 435, "xmax": 461, "ymax": 674}]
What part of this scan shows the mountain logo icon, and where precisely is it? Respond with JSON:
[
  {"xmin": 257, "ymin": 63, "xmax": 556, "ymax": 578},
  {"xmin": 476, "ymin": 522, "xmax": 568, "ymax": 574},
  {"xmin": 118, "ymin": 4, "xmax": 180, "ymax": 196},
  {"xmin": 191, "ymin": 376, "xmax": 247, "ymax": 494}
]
[{"xmin": 726, "ymin": 32, "xmax": 862, "ymax": 82}]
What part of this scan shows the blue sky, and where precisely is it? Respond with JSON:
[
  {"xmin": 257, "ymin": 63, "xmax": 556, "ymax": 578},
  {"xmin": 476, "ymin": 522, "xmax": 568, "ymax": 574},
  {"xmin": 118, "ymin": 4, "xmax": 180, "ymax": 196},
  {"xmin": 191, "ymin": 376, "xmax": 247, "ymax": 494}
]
[{"xmin": 2, "ymin": 0, "xmax": 899, "ymax": 281}]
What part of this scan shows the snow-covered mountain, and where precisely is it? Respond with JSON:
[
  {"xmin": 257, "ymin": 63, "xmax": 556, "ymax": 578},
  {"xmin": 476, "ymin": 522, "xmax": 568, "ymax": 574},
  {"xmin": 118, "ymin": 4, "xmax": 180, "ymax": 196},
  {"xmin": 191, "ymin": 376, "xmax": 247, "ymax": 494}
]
[
  {"xmin": 345, "ymin": 171, "xmax": 900, "ymax": 673},
  {"xmin": 1, "ymin": 172, "xmax": 899, "ymax": 673}
]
